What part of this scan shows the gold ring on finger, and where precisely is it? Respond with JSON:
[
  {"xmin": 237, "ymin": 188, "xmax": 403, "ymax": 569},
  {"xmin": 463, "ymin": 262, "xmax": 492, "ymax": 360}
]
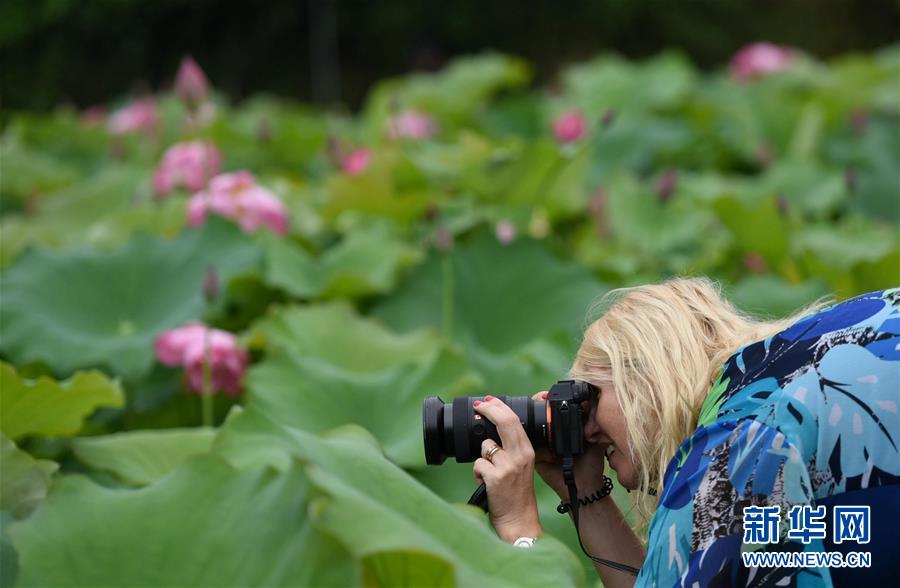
[{"xmin": 486, "ymin": 444, "xmax": 501, "ymax": 462}]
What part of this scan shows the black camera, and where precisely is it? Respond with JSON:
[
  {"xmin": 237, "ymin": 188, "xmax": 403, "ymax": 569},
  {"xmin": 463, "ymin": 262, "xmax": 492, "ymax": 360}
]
[{"xmin": 422, "ymin": 379, "xmax": 597, "ymax": 464}]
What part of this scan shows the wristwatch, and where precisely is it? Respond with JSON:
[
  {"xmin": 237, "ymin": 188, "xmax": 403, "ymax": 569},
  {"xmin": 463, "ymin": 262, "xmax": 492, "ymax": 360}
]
[{"xmin": 513, "ymin": 536, "xmax": 537, "ymax": 548}]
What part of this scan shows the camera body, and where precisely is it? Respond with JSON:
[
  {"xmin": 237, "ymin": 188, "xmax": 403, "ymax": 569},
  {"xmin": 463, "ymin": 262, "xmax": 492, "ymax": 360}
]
[
  {"xmin": 547, "ymin": 379, "xmax": 595, "ymax": 457},
  {"xmin": 422, "ymin": 379, "xmax": 597, "ymax": 464}
]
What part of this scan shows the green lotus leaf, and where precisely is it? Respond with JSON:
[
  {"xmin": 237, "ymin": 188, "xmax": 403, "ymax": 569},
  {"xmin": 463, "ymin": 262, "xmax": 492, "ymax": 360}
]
[
  {"xmin": 1, "ymin": 511, "xmax": 18, "ymax": 588},
  {"xmin": 251, "ymin": 302, "xmax": 439, "ymax": 372},
  {"xmin": 248, "ymin": 303, "xmax": 481, "ymax": 467},
  {"xmin": 0, "ymin": 166, "xmax": 186, "ymax": 267},
  {"xmin": 560, "ymin": 52, "xmax": 697, "ymax": 116},
  {"xmin": 828, "ymin": 114, "xmax": 900, "ymax": 223},
  {"xmin": 467, "ymin": 139, "xmax": 591, "ymax": 221},
  {"xmin": 408, "ymin": 452, "xmax": 635, "ymax": 584},
  {"xmin": 373, "ymin": 233, "xmax": 605, "ymax": 356},
  {"xmin": 727, "ymin": 276, "xmax": 832, "ymax": 319},
  {"xmin": 795, "ymin": 221, "xmax": 900, "ymax": 297},
  {"xmin": 371, "ymin": 233, "xmax": 606, "ymax": 399},
  {"xmin": 0, "ymin": 362, "xmax": 123, "ymax": 441},
  {"xmin": 712, "ymin": 194, "xmax": 790, "ymax": 270},
  {"xmin": 0, "ymin": 133, "xmax": 80, "ymax": 206},
  {"xmin": 321, "ymin": 157, "xmax": 432, "ymax": 225},
  {"xmin": 247, "ymin": 331, "xmax": 481, "ymax": 466},
  {"xmin": 0, "ymin": 218, "xmax": 261, "ymax": 379},
  {"xmin": 72, "ymin": 428, "xmax": 216, "ymax": 486},
  {"xmin": 212, "ymin": 408, "xmax": 586, "ymax": 587},
  {"xmin": 757, "ymin": 161, "xmax": 846, "ymax": 220},
  {"xmin": 596, "ymin": 174, "xmax": 724, "ymax": 273},
  {"xmin": 0, "ymin": 434, "xmax": 58, "ymax": 519},
  {"xmin": 263, "ymin": 227, "xmax": 423, "ymax": 300},
  {"xmin": 2, "ymin": 111, "xmax": 108, "ymax": 169},
  {"xmin": 793, "ymin": 220, "xmax": 897, "ymax": 270},
  {"xmin": 363, "ymin": 53, "xmax": 531, "ymax": 132},
  {"xmin": 9, "ymin": 456, "xmax": 357, "ymax": 588},
  {"xmin": 209, "ymin": 96, "xmax": 329, "ymax": 175}
]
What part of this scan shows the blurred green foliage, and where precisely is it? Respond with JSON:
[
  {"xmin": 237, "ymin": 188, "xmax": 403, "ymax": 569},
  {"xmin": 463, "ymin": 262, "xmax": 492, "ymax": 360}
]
[{"xmin": 0, "ymin": 49, "xmax": 898, "ymax": 587}]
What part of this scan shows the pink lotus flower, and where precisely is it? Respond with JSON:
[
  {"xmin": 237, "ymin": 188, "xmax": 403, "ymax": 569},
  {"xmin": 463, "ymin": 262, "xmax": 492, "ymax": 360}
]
[
  {"xmin": 387, "ymin": 110, "xmax": 437, "ymax": 140},
  {"xmin": 341, "ymin": 148, "xmax": 372, "ymax": 175},
  {"xmin": 742, "ymin": 252, "xmax": 768, "ymax": 274},
  {"xmin": 433, "ymin": 225, "xmax": 454, "ymax": 252},
  {"xmin": 552, "ymin": 110, "xmax": 587, "ymax": 144},
  {"xmin": 495, "ymin": 220, "xmax": 517, "ymax": 245},
  {"xmin": 656, "ymin": 169, "xmax": 678, "ymax": 203},
  {"xmin": 730, "ymin": 43, "xmax": 794, "ymax": 80},
  {"xmin": 187, "ymin": 171, "xmax": 288, "ymax": 235},
  {"xmin": 108, "ymin": 98, "xmax": 160, "ymax": 135},
  {"xmin": 175, "ymin": 56, "xmax": 210, "ymax": 108},
  {"xmin": 155, "ymin": 323, "xmax": 248, "ymax": 396},
  {"xmin": 152, "ymin": 141, "xmax": 222, "ymax": 196}
]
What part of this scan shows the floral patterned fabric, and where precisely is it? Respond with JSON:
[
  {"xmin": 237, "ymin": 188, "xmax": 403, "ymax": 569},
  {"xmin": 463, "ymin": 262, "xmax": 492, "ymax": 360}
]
[{"xmin": 637, "ymin": 288, "xmax": 900, "ymax": 587}]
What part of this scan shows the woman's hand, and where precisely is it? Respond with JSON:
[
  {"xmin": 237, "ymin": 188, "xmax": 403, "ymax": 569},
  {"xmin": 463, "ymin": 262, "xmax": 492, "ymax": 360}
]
[
  {"xmin": 530, "ymin": 391, "xmax": 609, "ymax": 500},
  {"xmin": 472, "ymin": 396, "xmax": 544, "ymax": 543}
]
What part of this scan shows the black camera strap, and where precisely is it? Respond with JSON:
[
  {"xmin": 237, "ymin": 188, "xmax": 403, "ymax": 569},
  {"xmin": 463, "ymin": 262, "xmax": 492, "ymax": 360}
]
[{"xmin": 559, "ymin": 401, "xmax": 641, "ymax": 577}]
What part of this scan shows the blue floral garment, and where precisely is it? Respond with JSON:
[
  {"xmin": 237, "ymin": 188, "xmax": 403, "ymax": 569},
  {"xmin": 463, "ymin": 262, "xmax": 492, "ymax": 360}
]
[{"xmin": 637, "ymin": 288, "xmax": 900, "ymax": 587}]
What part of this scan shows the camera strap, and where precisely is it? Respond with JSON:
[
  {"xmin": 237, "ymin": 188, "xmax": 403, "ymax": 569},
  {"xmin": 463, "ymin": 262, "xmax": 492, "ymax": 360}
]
[{"xmin": 559, "ymin": 401, "xmax": 640, "ymax": 577}]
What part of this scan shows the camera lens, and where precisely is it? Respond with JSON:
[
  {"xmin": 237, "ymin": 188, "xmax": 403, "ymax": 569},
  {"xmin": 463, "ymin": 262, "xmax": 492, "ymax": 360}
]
[{"xmin": 422, "ymin": 395, "xmax": 549, "ymax": 464}]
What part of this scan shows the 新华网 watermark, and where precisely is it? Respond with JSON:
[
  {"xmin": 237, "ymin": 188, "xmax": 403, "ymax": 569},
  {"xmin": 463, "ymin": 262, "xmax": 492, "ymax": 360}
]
[{"xmin": 741, "ymin": 505, "xmax": 871, "ymax": 568}]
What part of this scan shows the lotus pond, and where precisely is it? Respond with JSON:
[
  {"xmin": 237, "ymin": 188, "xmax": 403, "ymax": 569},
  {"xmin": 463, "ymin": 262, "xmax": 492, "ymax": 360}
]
[{"xmin": 0, "ymin": 47, "xmax": 898, "ymax": 587}]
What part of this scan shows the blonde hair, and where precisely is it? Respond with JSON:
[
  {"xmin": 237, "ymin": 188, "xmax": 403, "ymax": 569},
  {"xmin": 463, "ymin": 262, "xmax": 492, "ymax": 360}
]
[{"xmin": 569, "ymin": 277, "xmax": 831, "ymax": 529}]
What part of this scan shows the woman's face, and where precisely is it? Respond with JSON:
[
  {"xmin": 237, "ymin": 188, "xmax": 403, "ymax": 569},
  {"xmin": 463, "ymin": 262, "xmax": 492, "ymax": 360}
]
[{"xmin": 582, "ymin": 381, "xmax": 640, "ymax": 489}]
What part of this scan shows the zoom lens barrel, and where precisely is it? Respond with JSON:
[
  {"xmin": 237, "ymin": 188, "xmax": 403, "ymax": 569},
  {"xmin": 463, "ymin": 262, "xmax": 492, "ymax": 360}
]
[{"xmin": 422, "ymin": 395, "xmax": 549, "ymax": 464}]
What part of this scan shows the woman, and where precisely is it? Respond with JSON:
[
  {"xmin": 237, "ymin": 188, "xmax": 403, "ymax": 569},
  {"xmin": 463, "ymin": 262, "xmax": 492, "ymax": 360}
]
[{"xmin": 472, "ymin": 278, "xmax": 899, "ymax": 587}]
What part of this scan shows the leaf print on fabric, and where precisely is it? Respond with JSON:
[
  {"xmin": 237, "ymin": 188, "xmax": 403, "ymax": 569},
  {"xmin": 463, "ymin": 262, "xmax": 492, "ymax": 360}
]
[{"xmin": 636, "ymin": 289, "xmax": 899, "ymax": 588}]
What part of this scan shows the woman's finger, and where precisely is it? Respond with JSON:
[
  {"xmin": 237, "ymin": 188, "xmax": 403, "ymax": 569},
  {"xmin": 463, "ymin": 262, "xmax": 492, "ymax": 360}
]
[
  {"xmin": 474, "ymin": 396, "xmax": 530, "ymax": 453},
  {"xmin": 481, "ymin": 438, "xmax": 506, "ymax": 464},
  {"xmin": 531, "ymin": 391, "xmax": 549, "ymax": 401},
  {"xmin": 473, "ymin": 457, "xmax": 495, "ymax": 483}
]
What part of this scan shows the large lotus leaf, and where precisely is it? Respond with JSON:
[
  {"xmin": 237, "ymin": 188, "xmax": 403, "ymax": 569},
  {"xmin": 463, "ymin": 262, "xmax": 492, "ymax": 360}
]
[
  {"xmin": 321, "ymin": 156, "xmax": 432, "ymax": 225},
  {"xmin": 409, "ymin": 453, "xmax": 635, "ymax": 584},
  {"xmin": 0, "ymin": 434, "xmax": 58, "ymax": 519},
  {"xmin": 263, "ymin": 227, "xmax": 423, "ymax": 300},
  {"xmin": 0, "ymin": 166, "xmax": 187, "ymax": 267},
  {"xmin": 209, "ymin": 96, "xmax": 328, "ymax": 174},
  {"xmin": 0, "ymin": 133, "xmax": 79, "ymax": 206},
  {"xmin": 827, "ymin": 114, "xmax": 900, "ymax": 223},
  {"xmin": 1, "ymin": 512, "xmax": 18, "ymax": 588},
  {"xmin": 373, "ymin": 232, "xmax": 606, "ymax": 356},
  {"xmin": 8, "ymin": 456, "xmax": 357, "ymax": 588},
  {"xmin": 560, "ymin": 52, "xmax": 696, "ymax": 116},
  {"xmin": 467, "ymin": 139, "xmax": 592, "ymax": 221},
  {"xmin": 250, "ymin": 302, "xmax": 439, "ymax": 373},
  {"xmin": 1, "ymin": 199, "xmax": 187, "ymax": 269},
  {"xmin": 462, "ymin": 334, "xmax": 576, "ymax": 398},
  {"xmin": 248, "ymin": 303, "xmax": 482, "ymax": 465},
  {"xmin": 0, "ymin": 363, "xmax": 123, "ymax": 441},
  {"xmin": 212, "ymin": 408, "xmax": 586, "ymax": 587},
  {"xmin": 71, "ymin": 428, "xmax": 216, "ymax": 486},
  {"xmin": 757, "ymin": 160, "xmax": 846, "ymax": 219},
  {"xmin": 406, "ymin": 131, "xmax": 494, "ymax": 185},
  {"xmin": 0, "ymin": 218, "xmax": 261, "ymax": 379},
  {"xmin": 363, "ymin": 53, "xmax": 531, "ymax": 131},
  {"xmin": 727, "ymin": 276, "xmax": 832, "ymax": 319},
  {"xmin": 588, "ymin": 112, "xmax": 694, "ymax": 177},
  {"xmin": 712, "ymin": 194, "xmax": 790, "ymax": 270},
  {"xmin": 600, "ymin": 174, "xmax": 724, "ymax": 269},
  {"xmin": 793, "ymin": 221, "xmax": 897, "ymax": 271},
  {"xmin": 2, "ymin": 112, "xmax": 108, "ymax": 169},
  {"xmin": 795, "ymin": 221, "xmax": 900, "ymax": 297},
  {"xmin": 247, "ymin": 345, "xmax": 481, "ymax": 467}
]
